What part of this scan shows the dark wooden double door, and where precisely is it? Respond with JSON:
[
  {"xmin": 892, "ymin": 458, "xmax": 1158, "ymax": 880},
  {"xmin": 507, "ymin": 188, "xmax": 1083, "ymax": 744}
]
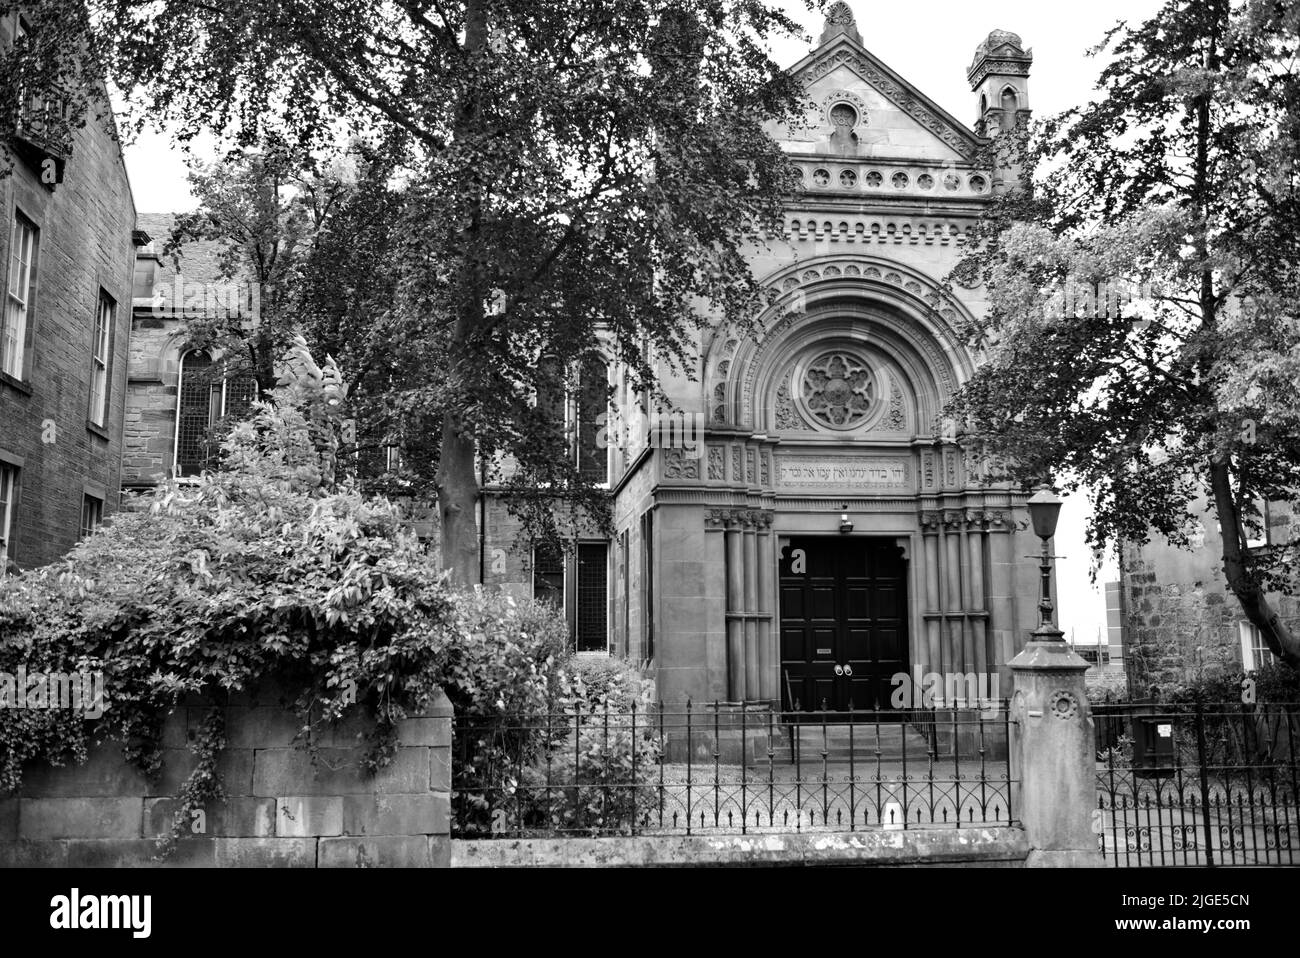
[{"xmin": 779, "ymin": 537, "xmax": 908, "ymax": 714}]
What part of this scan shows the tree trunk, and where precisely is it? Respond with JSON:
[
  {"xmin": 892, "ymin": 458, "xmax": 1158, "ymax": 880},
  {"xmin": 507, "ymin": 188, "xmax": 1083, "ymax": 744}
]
[
  {"xmin": 435, "ymin": 0, "xmax": 489, "ymax": 586},
  {"xmin": 1190, "ymin": 19, "xmax": 1298, "ymax": 671},
  {"xmin": 1209, "ymin": 456, "xmax": 1300, "ymax": 669},
  {"xmin": 436, "ymin": 396, "xmax": 481, "ymax": 586}
]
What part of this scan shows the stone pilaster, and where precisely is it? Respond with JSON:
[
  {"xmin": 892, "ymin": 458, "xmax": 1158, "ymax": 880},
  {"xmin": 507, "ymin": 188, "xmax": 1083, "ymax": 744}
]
[
  {"xmin": 986, "ymin": 510, "xmax": 1019, "ymax": 680},
  {"xmin": 757, "ymin": 519, "xmax": 777, "ymax": 703}
]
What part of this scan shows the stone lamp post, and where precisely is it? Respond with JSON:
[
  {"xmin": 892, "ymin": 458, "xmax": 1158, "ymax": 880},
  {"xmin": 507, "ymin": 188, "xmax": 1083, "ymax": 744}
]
[
  {"xmin": 1008, "ymin": 484, "xmax": 1101, "ymax": 866},
  {"xmin": 1027, "ymin": 485, "xmax": 1065, "ymax": 641}
]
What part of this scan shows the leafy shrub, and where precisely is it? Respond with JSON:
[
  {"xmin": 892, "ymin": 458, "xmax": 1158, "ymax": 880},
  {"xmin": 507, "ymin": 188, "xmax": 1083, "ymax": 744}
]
[
  {"xmin": 1148, "ymin": 665, "xmax": 1299, "ymax": 767},
  {"xmin": 1097, "ymin": 732, "xmax": 1134, "ymax": 769},
  {"xmin": 1253, "ymin": 662, "xmax": 1300, "ymax": 703},
  {"xmin": 434, "ymin": 589, "xmax": 569, "ymax": 722},
  {"xmin": 517, "ymin": 702, "xmax": 662, "ymax": 836},
  {"xmin": 1085, "ymin": 670, "xmax": 1130, "ymax": 704},
  {"xmin": 0, "ymin": 354, "xmax": 568, "ymax": 855},
  {"xmin": 1161, "ymin": 669, "xmax": 1250, "ymax": 706},
  {"xmin": 1161, "ymin": 662, "xmax": 1299, "ymax": 706},
  {"xmin": 556, "ymin": 653, "xmax": 649, "ymax": 712},
  {"xmin": 452, "ymin": 652, "xmax": 661, "ymax": 837}
]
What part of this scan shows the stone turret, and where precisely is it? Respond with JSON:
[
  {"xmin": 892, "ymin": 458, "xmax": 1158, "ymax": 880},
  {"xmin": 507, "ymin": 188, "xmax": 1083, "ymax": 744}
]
[{"xmin": 968, "ymin": 29, "xmax": 1032, "ymax": 137}]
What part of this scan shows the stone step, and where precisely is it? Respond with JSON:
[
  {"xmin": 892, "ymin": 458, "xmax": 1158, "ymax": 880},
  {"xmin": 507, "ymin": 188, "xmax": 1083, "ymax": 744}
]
[{"xmin": 766, "ymin": 723, "xmax": 936, "ymax": 763}]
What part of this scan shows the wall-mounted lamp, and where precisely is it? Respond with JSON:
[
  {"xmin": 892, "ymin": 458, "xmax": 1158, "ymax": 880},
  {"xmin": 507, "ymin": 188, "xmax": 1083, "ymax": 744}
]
[{"xmin": 839, "ymin": 504, "xmax": 854, "ymax": 534}]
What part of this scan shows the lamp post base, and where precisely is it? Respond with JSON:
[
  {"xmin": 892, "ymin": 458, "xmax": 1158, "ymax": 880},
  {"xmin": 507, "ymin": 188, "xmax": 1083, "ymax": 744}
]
[{"xmin": 1008, "ymin": 631, "xmax": 1101, "ymax": 867}]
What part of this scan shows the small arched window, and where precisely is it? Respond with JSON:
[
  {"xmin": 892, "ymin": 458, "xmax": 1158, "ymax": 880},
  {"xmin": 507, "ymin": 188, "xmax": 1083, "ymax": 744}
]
[
  {"xmin": 1000, "ymin": 86, "xmax": 1019, "ymax": 130},
  {"xmin": 176, "ymin": 350, "xmax": 218, "ymax": 477}
]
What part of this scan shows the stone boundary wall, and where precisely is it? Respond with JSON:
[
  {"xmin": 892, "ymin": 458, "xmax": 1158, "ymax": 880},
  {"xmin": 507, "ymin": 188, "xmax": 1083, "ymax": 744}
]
[
  {"xmin": 454, "ymin": 826, "xmax": 1029, "ymax": 867},
  {"xmin": 0, "ymin": 690, "xmax": 452, "ymax": 867}
]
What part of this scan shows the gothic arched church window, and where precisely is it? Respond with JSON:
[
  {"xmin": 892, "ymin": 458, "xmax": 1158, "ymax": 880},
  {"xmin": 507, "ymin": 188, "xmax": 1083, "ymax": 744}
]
[
  {"xmin": 176, "ymin": 350, "xmax": 218, "ymax": 477},
  {"xmin": 175, "ymin": 350, "xmax": 257, "ymax": 477}
]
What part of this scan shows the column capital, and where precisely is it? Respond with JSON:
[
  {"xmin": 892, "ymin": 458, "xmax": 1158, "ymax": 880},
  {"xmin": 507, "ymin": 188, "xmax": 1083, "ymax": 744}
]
[
  {"xmin": 706, "ymin": 507, "xmax": 772, "ymax": 530},
  {"xmin": 985, "ymin": 509, "xmax": 1028, "ymax": 531}
]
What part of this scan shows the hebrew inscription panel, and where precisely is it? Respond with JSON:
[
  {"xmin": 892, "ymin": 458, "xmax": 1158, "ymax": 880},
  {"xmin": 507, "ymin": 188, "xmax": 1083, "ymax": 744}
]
[{"xmin": 775, "ymin": 455, "xmax": 911, "ymax": 491}]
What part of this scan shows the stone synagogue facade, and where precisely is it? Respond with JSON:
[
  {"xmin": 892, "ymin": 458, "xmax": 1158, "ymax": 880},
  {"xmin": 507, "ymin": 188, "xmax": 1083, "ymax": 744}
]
[{"xmin": 479, "ymin": 4, "xmax": 1047, "ymax": 709}]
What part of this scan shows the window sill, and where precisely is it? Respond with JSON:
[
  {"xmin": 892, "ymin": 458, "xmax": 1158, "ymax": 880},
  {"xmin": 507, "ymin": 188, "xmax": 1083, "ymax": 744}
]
[
  {"xmin": 86, "ymin": 420, "xmax": 110, "ymax": 441},
  {"xmin": 0, "ymin": 371, "xmax": 33, "ymax": 397}
]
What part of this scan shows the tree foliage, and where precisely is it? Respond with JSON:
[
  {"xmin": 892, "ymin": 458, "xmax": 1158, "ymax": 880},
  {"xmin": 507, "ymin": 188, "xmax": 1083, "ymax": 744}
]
[
  {"xmin": 87, "ymin": 0, "xmax": 811, "ymax": 582},
  {"xmin": 0, "ymin": 0, "xmax": 108, "ymax": 176},
  {"xmin": 160, "ymin": 142, "xmax": 443, "ymax": 498},
  {"xmin": 950, "ymin": 0, "xmax": 1300, "ymax": 667}
]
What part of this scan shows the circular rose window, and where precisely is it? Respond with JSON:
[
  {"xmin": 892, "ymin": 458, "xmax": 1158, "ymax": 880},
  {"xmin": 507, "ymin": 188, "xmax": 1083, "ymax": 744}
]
[{"xmin": 798, "ymin": 351, "xmax": 876, "ymax": 428}]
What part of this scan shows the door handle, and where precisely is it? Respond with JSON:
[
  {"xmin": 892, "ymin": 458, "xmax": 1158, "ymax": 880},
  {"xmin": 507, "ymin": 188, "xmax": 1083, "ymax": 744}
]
[
  {"xmin": 843, "ymin": 664, "xmax": 853, "ymax": 676},
  {"xmin": 834, "ymin": 665, "xmax": 844, "ymax": 676}
]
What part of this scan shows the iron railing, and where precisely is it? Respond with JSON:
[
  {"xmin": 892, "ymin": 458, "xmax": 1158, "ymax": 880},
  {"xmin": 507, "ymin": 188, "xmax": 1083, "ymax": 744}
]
[
  {"xmin": 453, "ymin": 701, "xmax": 1014, "ymax": 838},
  {"xmin": 1093, "ymin": 701, "xmax": 1300, "ymax": 866}
]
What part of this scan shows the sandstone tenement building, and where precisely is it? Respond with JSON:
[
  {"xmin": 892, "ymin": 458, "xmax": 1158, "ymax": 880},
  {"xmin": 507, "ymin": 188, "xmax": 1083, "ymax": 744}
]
[
  {"xmin": 1120, "ymin": 500, "xmax": 1299, "ymax": 693},
  {"xmin": 0, "ymin": 9, "xmax": 137, "ymax": 570}
]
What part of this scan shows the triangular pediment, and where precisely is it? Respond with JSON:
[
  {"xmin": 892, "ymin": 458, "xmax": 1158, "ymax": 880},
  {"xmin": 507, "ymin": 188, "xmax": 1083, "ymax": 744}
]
[
  {"xmin": 984, "ymin": 42, "xmax": 1024, "ymax": 60},
  {"xmin": 779, "ymin": 33, "xmax": 983, "ymax": 162}
]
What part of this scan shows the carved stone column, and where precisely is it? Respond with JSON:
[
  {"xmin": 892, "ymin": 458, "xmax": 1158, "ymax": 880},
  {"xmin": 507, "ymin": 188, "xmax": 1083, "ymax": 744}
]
[
  {"xmin": 725, "ymin": 513, "xmax": 746, "ymax": 703},
  {"xmin": 757, "ymin": 515, "xmax": 777, "ymax": 703},
  {"xmin": 920, "ymin": 512, "xmax": 942, "ymax": 677},
  {"xmin": 966, "ymin": 509, "xmax": 989, "ymax": 687},
  {"xmin": 742, "ymin": 513, "xmax": 760, "ymax": 701},
  {"xmin": 943, "ymin": 510, "xmax": 965, "ymax": 681}
]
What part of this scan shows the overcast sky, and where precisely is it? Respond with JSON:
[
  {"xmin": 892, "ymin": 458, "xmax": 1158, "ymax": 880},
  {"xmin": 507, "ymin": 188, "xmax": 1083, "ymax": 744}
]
[{"xmin": 120, "ymin": 0, "xmax": 1168, "ymax": 644}]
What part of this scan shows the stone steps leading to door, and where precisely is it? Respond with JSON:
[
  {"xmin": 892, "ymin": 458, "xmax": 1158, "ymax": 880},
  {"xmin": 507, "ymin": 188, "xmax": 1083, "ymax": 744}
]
[{"xmin": 767, "ymin": 722, "xmax": 936, "ymax": 763}]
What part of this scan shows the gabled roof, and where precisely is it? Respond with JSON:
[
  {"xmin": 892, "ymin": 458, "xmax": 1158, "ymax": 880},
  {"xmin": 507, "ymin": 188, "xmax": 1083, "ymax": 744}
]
[
  {"xmin": 785, "ymin": 31, "xmax": 985, "ymax": 162},
  {"xmin": 134, "ymin": 212, "xmax": 253, "ymax": 319}
]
